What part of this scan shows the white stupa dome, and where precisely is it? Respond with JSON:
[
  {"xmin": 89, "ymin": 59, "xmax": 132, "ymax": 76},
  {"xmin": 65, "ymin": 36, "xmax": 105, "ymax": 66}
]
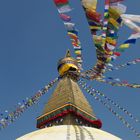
[{"xmin": 16, "ymin": 125, "xmax": 121, "ymax": 140}]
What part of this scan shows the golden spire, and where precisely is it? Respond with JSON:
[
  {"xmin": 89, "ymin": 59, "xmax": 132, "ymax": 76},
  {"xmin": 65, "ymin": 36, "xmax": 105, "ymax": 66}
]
[
  {"xmin": 36, "ymin": 52, "xmax": 102, "ymax": 129},
  {"xmin": 65, "ymin": 50, "xmax": 71, "ymax": 57}
]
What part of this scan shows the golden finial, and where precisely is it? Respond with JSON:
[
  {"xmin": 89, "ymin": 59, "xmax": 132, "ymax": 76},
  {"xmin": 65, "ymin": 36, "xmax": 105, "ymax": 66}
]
[
  {"xmin": 65, "ymin": 50, "xmax": 71, "ymax": 57},
  {"xmin": 57, "ymin": 50, "xmax": 80, "ymax": 77}
]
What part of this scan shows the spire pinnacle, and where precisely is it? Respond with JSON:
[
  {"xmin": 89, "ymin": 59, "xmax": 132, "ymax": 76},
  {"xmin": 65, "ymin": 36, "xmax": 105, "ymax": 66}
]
[{"xmin": 65, "ymin": 50, "xmax": 71, "ymax": 57}]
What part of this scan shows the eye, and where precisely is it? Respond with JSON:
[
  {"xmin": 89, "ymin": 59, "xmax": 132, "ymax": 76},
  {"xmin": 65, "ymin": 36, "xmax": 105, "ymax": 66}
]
[{"xmin": 69, "ymin": 67, "xmax": 77, "ymax": 71}]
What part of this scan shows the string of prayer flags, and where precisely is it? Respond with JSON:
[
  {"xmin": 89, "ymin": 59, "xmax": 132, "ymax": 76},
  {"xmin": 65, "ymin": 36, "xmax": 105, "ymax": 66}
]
[
  {"xmin": 107, "ymin": 58, "xmax": 140, "ymax": 71},
  {"xmin": 81, "ymin": 58, "xmax": 140, "ymax": 80},
  {"xmin": 80, "ymin": 0, "xmax": 108, "ymax": 79},
  {"xmin": 103, "ymin": 0, "xmax": 125, "ymax": 62},
  {"xmin": 53, "ymin": 0, "xmax": 83, "ymax": 69},
  {"xmin": 80, "ymin": 0, "xmax": 102, "ymax": 39},
  {"xmin": 78, "ymin": 80, "xmax": 140, "ymax": 138},
  {"xmin": 102, "ymin": 0, "xmax": 110, "ymax": 42},
  {"xmin": 0, "ymin": 77, "xmax": 59, "ymax": 130},
  {"xmin": 81, "ymin": 0, "xmax": 99, "ymax": 30},
  {"xmin": 80, "ymin": 0, "xmax": 127, "ymax": 80},
  {"xmin": 97, "ymin": 77, "xmax": 140, "ymax": 88},
  {"xmin": 79, "ymin": 79, "xmax": 140, "ymax": 123},
  {"xmin": 80, "ymin": 62, "xmax": 107, "ymax": 80}
]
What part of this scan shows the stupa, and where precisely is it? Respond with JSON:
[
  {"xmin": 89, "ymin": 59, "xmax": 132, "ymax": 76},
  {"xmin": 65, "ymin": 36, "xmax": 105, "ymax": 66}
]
[{"xmin": 16, "ymin": 51, "xmax": 121, "ymax": 140}]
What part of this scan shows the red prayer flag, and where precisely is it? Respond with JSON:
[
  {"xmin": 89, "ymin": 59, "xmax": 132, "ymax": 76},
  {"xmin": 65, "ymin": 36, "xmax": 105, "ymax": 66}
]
[
  {"xmin": 54, "ymin": 0, "xmax": 68, "ymax": 5},
  {"xmin": 86, "ymin": 11, "xmax": 101, "ymax": 22},
  {"xmin": 113, "ymin": 52, "xmax": 121, "ymax": 56}
]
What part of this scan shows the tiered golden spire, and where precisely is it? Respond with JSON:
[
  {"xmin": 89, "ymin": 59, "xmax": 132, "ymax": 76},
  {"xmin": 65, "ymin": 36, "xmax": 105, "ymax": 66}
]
[{"xmin": 37, "ymin": 51, "xmax": 102, "ymax": 129}]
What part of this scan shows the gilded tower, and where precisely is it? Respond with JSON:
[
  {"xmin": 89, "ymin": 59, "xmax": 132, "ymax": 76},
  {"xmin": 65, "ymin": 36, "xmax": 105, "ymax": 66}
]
[{"xmin": 37, "ymin": 51, "xmax": 102, "ymax": 129}]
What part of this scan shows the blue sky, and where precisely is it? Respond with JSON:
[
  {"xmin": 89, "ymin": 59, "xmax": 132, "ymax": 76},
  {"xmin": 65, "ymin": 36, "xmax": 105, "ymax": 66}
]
[{"xmin": 0, "ymin": 0, "xmax": 140, "ymax": 140}]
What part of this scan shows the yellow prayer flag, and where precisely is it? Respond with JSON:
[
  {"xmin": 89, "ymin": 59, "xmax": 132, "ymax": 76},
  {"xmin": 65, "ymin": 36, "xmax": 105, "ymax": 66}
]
[
  {"xmin": 109, "ymin": 18, "xmax": 119, "ymax": 29},
  {"xmin": 82, "ymin": 0, "xmax": 97, "ymax": 11},
  {"xmin": 119, "ymin": 44, "xmax": 130, "ymax": 49},
  {"xmin": 106, "ymin": 37, "xmax": 116, "ymax": 45},
  {"xmin": 109, "ymin": 8, "xmax": 120, "ymax": 20},
  {"xmin": 90, "ymin": 26, "xmax": 102, "ymax": 30},
  {"xmin": 75, "ymin": 50, "xmax": 81, "ymax": 55}
]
